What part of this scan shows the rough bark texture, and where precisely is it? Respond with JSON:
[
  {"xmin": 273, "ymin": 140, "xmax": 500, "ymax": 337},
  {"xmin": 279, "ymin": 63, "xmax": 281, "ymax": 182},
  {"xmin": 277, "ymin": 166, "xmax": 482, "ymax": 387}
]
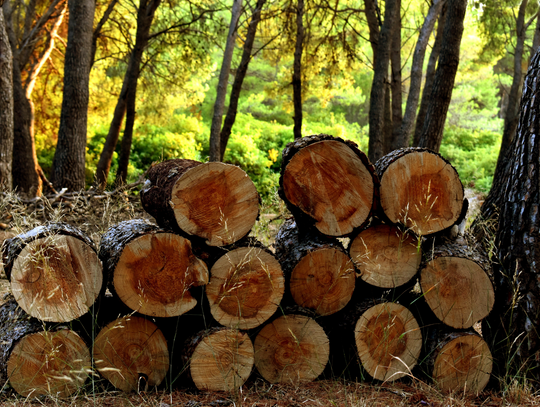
[
  {"xmin": 364, "ymin": 0, "xmax": 380, "ymax": 66},
  {"xmin": 51, "ymin": 0, "xmax": 95, "ymax": 190},
  {"xmin": 279, "ymin": 134, "xmax": 378, "ymax": 237},
  {"xmin": 0, "ymin": 8, "xmax": 13, "ymax": 190},
  {"xmin": 417, "ymin": 0, "xmax": 467, "ymax": 152},
  {"xmin": 292, "ymin": 0, "xmax": 305, "ymax": 139},
  {"xmin": 389, "ymin": 0, "xmax": 402, "ymax": 152},
  {"xmin": 482, "ymin": 48, "xmax": 540, "ymax": 383}
]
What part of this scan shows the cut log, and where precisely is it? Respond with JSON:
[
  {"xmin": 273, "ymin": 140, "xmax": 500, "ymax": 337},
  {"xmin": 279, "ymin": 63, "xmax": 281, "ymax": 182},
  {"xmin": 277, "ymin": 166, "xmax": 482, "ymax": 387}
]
[
  {"xmin": 279, "ymin": 134, "xmax": 377, "ymax": 237},
  {"xmin": 350, "ymin": 223, "xmax": 421, "ymax": 288},
  {"xmin": 0, "ymin": 297, "xmax": 90, "ymax": 397},
  {"xmin": 427, "ymin": 330, "xmax": 492, "ymax": 393},
  {"xmin": 375, "ymin": 148, "xmax": 465, "ymax": 236},
  {"xmin": 0, "ymin": 230, "xmax": 15, "ymax": 277},
  {"xmin": 354, "ymin": 301, "xmax": 422, "ymax": 381},
  {"xmin": 274, "ymin": 219, "xmax": 356, "ymax": 316},
  {"xmin": 2, "ymin": 223, "xmax": 103, "ymax": 322},
  {"xmin": 182, "ymin": 327, "xmax": 254, "ymax": 391},
  {"xmin": 206, "ymin": 246, "xmax": 284, "ymax": 329},
  {"xmin": 420, "ymin": 238, "xmax": 494, "ymax": 329},
  {"xmin": 99, "ymin": 219, "xmax": 208, "ymax": 318},
  {"xmin": 93, "ymin": 315, "xmax": 169, "ymax": 392},
  {"xmin": 254, "ymin": 314, "xmax": 329, "ymax": 383},
  {"xmin": 140, "ymin": 159, "xmax": 260, "ymax": 246}
]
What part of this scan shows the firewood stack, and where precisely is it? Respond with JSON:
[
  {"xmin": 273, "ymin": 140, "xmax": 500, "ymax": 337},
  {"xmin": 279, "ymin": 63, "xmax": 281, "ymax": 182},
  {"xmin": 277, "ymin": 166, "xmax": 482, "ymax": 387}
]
[{"xmin": 0, "ymin": 135, "xmax": 494, "ymax": 397}]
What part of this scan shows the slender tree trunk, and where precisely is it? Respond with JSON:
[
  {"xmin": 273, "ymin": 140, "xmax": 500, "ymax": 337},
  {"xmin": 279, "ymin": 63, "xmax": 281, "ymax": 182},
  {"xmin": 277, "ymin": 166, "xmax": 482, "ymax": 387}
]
[
  {"xmin": 389, "ymin": 0, "xmax": 402, "ymax": 153},
  {"xmin": 528, "ymin": 10, "xmax": 540, "ymax": 64},
  {"xmin": 417, "ymin": 0, "xmax": 467, "ymax": 152},
  {"xmin": 219, "ymin": 0, "xmax": 266, "ymax": 160},
  {"xmin": 51, "ymin": 0, "xmax": 95, "ymax": 190},
  {"xmin": 209, "ymin": 0, "xmax": 243, "ymax": 160},
  {"xmin": 292, "ymin": 0, "xmax": 305, "ymax": 140},
  {"xmin": 0, "ymin": 8, "xmax": 13, "ymax": 190},
  {"xmin": 91, "ymin": 0, "xmax": 119, "ymax": 67},
  {"xmin": 115, "ymin": 80, "xmax": 136, "ymax": 185},
  {"xmin": 368, "ymin": 0, "xmax": 398, "ymax": 162},
  {"xmin": 364, "ymin": 0, "xmax": 380, "ymax": 66},
  {"xmin": 395, "ymin": 0, "xmax": 444, "ymax": 150},
  {"xmin": 382, "ymin": 81, "xmax": 393, "ymax": 153}
]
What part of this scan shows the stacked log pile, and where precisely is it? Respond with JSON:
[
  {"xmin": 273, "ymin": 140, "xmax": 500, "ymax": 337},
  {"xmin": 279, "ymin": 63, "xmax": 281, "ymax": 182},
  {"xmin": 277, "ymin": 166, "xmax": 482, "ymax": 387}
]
[{"xmin": 0, "ymin": 136, "xmax": 495, "ymax": 397}]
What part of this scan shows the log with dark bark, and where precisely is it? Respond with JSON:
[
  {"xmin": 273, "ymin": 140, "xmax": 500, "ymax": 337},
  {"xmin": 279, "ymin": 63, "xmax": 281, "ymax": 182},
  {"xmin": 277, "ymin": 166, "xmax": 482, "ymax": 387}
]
[
  {"xmin": 93, "ymin": 315, "xmax": 169, "ymax": 392},
  {"xmin": 181, "ymin": 327, "xmax": 254, "ymax": 391},
  {"xmin": 254, "ymin": 314, "xmax": 329, "ymax": 383},
  {"xmin": 2, "ymin": 223, "xmax": 103, "ymax": 322},
  {"xmin": 420, "ymin": 238, "xmax": 494, "ymax": 329},
  {"xmin": 0, "ymin": 297, "xmax": 90, "ymax": 397},
  {"xmin": 206, "ymin": 245, "xmax": 284, "ymax": 330},
  {"xmin": 274, "ymin": 219, "xmax": 356, "ymax": 316},
  {"xmin": 140, "ymin": 159, "xmax": 260, "ymax": 246},
  {"xmin": 99, "ymin": 219, "xmax": 208, "ymax": 318},
  {"xmin": 279, "ymin": 134, "xmax": 377, "ymax": 237},
  {"xmin": 375, "ymin": 148, "xmax": 465, "ymax": 236},
  {"xmin": 349, "ymin": 223, "xmax": 421, "ymax": 288}
]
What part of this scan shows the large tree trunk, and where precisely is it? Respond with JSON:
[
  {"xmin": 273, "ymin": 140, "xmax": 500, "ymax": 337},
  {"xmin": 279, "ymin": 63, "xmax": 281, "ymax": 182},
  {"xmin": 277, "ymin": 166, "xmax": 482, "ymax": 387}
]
[
  {"xmin": 0, "ymin": 8, "xmax": 13, "ymax": 190},
  {"xmin": 51, "ymin": 0, "xmax": 95, "ymax": 190},
  {"xmin": 482, "ymin": 47, "xmax": 540, "ymax": 384},
  {"xmin": 417, "ymin": 0, "xmax": 467, "ymax": 152},
  {"xmin": 209, "ymin": 0, "xmax": 243, "ymax": 160},
  {"xmin": 292, "ymin": 0, "xmax": 305, "ymax": 139},
  {"xmin": 219, "ymin": 0, "xmax": 266, "ymax": 160},
  {"xmin": 367, "ymin": 0, "xmax": 398, "ymax": 162}
]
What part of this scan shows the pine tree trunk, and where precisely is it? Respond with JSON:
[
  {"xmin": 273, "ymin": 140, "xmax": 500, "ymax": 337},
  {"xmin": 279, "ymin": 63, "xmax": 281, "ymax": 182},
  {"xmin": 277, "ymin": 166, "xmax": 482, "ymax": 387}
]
[
  {"xmin": 0, "ymin": 8, "xmax": 13, "ymax": 191},
  {"xmin": 292, "ymin": 0, "xmax": 305, "ymax": 139}
]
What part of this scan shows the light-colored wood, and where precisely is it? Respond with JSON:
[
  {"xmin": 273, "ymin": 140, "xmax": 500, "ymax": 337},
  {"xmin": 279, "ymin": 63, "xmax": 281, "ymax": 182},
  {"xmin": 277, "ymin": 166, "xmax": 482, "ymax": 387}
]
[
  {"xmin": 93, "ymin": 315, "xmax": 169, "ymax": 392},
  {"xmin": 170, "ymin": 162, "xmax": 259, "ymax": 246},
  {"xmin": 206, "ymin": 247, "xmax": 284, "ymax": 329},
  {"xmin": 10, "ymin": 235, "xmax": 102, "ymax": 322},
  {"xmin": 189, "ymin": 329, "xmax": 253, "ymax": 391},
  {"xmin": 379, "ymin": 151, "xmax": 464, "ymax": 236},
  {"xmin": 7, "ymin": 329, "xmax": 90, "ymax": 397},
  {"xmin": 290, "ymin": 247, "xmax": 355, "ymax": 316},
  {"xmin": 420, "ymin": 256, "xmax": 494, "ymax": 329},
  {"xmin": 355, "ymin": 302, "xmax": 422, "ymax": 381},
  {"xmin": 282, "ymin": 140, "xmax": 374, "ymax": 236},
  {"xmin": 350, "ymin": 224, "xmax": 421, "ymax": 288},
  {"xmin": 254, "ymin": 314, "xmax": 329, "ymax": 384},
  {"xmin": 113, "ymin": 232, "xmax": 208, "ymax": 317},
  {"xmin": 433, "ymin": 333, "xmax": 492, "ymax": 393}
]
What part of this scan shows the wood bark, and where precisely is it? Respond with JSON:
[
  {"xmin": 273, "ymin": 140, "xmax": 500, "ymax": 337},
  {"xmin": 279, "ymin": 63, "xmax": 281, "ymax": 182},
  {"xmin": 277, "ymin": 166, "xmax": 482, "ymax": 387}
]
[
  {"xmin": 375, "ymin": 147, "xmax": 465, "ymax": 236},
  {"xmin": 93, "ymin": 315, "xmax": 169, "ymax": 392},
  {"xmin": 98, "ymin": 219, "xmax": 208, "ymax": 318},
  {"xmin": 206, "ymin": 245, "xmax": 284, "ymax": 330},
  {"xmin": 363, "ymin": 0, "xmax": 380, "ymax": 66},
  {"xmin": 292, "ymin": 0, "xmax": 304, "ymax": 139},
  {"xmin": 2, "ymin": 222, "xmax": 103, "ymax": 322},
  {"xmin": 0, "ymin": 8, "xmax": 12, "ymax": 191},
  {"xmin": 254, "ymin": 314, "xmax": 329, "ymax": 383},
  {"xmin": 274, "ymin": 219, "xmax": 356, "ymax": 316},
  {"xmin": 140, "ymin": 159, "xmax": 260, "ymax": 246},
  {"xmin": 51, "ymin": 0, "xmax": 95, "ymax": 190},
  {"xmin": 389, "ymin": 0, "xmax": 402, "ymax": 153},
  {"xmin": 181, "ymin": 327, "xmax": 254, "ymax": 391},
  {"xmin": 209, "ymin": 0, "xmax": 243, "ymax": 160},
  {"xmin": 279, "ymin": 134, "xmax": 377, "ymax": 237},
  {"xmin": 417, "ymin": 0, "xmax": 467, "ymax": 152},
  {"xmin": 367, "ymin": 0, "xmax": 398, "ymax": 163}
]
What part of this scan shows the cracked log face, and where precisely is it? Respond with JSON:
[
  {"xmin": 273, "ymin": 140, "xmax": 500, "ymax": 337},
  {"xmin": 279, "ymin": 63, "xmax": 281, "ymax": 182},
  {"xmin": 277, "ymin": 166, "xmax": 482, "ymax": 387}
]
[
  {"xmin": 113, "ymin": 232, "xmax": 208, "ymax": 317},
  {"xmin": 170, "ymin": 162, "xmax": 259, "ymax": 246},
  {"xmin": 254, "ymin": 314, "xmax": 329, "ymax": 384},
  {"xmin": 206, "ymin": 247, "xmax": 284, "ymax": 330},
  {"xmin": 10, "ymin": 235, "xmax": 102, "ymax": 322},
  {"xmin": 282, "ymin": 140, "xmax": 375, "ymax": 236},
  {"xmin": 354, "ymin": 302, "xmax": 422, "ymax": 382},
  {"xmin": 93, "ymin": 315, "xmax": 169, "ymax": 393},
  {"xmin": 350, "ymin": 224, "xmax": 421, "ymax": 288},
  {"xmin": 7, "ymin": 329, "xmax": 90, "ymax": 397}
]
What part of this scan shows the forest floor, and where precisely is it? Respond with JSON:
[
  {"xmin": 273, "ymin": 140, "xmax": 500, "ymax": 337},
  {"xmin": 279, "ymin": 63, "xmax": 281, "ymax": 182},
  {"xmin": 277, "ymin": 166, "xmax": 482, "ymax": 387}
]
[{"xmin": 0, "ymin": 187, "xmax": 536, "ymax": 406}]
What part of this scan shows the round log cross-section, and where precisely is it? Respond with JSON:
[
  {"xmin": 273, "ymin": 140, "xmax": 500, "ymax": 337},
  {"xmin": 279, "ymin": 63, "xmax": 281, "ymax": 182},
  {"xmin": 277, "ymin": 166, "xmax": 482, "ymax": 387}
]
[
  {"xmin": 93, "ymin": 315, "xmax": 169, "ymax": 392},
  {"xmin": 206, "ymin": 247, "xmax": 284, "ymax": 330},
  {"xmin": 350, "ymin": 224, "xmax": 421, "ymax": 288},
  {"xmin": 375, "ymin": 148, "xmax": 464, "ymax": 236},
  {"xmin": 9, "ymin": 234, "xmax": 102, "ymax": 322},
  {"xmin": 280, "ymin": 135, "xmax": 376, "ymax": 236},
  {"xmin": 7, "ymin": 329, "xmax": 90, "ymax": 398},
  {"xmin": 254, "ymin": 314, "xmax": 330, "ymax": 383},
  {"xmin": 354, "ymin": 302, "xmax": 422, "ymax": 381}
]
